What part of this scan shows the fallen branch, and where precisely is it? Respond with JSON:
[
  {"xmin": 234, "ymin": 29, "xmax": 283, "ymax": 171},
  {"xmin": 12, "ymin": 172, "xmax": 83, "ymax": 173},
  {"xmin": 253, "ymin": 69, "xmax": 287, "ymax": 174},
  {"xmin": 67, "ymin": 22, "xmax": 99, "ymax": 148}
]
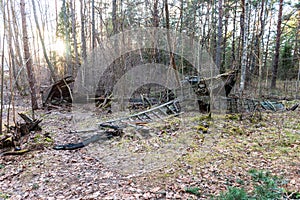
[
  {"xmin": 1, "ymin": 149, "xmax": 29, "ymax": 156},
  {"xmin": 287, "ymin": 103, "xmax": 299, "ymax": 111}
]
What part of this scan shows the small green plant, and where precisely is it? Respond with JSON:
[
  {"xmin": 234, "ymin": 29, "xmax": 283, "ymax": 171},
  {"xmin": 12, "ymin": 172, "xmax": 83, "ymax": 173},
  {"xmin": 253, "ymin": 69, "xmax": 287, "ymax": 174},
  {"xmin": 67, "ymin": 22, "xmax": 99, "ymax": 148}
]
[
  {"xmin": 185, "ymin": 187, "xmax": 201, "ymax": 196},
  {"xmin": 32, "ymin": 183, "xmax": 39, "ymax": 190},
  {"xmin": 214, "ymin": 187, "xmax": 249, "ymax": 200},
  {"xmin": 236, "ymin": 179, "xmax": 245, "ymax": 185},
  {"xmin": 213, "ymin": 169, "xmax": 288, "ymax": 200},
  {"xmin": 44, "ymin": 137, "xmax": 53, "ymax": 143},
  {"xmin": 0, "ymin": 192, "xmax": 10, "ymax": 199},
  {"xmin": 33, "ymin": 134, "xmax": 41, "ymax": 143},
  {"xmin": 249, "ymin": 169, "xmax": 284, "ymax": 199}
]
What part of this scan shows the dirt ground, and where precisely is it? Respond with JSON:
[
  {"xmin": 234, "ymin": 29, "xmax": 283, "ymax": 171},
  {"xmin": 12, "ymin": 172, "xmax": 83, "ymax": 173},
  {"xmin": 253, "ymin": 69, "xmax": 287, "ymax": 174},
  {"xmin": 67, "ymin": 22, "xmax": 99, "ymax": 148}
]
[{"xmin": 0, "ymin": 99, "xmax": 300, "ymax": 199}]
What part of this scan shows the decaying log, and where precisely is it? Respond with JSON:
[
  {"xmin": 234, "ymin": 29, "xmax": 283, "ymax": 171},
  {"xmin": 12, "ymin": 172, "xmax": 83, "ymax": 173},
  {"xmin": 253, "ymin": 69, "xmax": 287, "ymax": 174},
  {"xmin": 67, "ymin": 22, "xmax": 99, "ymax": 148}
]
[{"xmin": 18, "ymin": 113, "xmax": 42, "ymax": 131}]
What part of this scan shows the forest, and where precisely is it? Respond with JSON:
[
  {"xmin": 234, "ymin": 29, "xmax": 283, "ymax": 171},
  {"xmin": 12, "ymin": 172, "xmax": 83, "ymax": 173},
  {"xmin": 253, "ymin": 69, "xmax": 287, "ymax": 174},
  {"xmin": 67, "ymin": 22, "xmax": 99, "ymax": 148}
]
[{"xmin": 0, "ymin": 0, "xmax": 299, "ymax": 199}]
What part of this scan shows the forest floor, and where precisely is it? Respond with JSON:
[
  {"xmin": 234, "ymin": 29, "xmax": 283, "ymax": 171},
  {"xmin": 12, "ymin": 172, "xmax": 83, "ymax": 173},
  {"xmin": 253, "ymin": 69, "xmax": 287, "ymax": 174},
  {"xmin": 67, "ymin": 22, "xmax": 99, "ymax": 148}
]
[{"xmin": 0, "ymin": 98, "xmax": 300, "ymax": 199}]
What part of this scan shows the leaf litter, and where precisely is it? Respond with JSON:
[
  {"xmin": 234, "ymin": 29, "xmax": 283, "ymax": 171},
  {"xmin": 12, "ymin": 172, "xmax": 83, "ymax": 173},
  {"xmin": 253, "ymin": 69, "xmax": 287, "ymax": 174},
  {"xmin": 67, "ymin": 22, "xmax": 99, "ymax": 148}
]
[{"xmin": 0, "ymin": 106, "xmax": 299, "ymax": 199}]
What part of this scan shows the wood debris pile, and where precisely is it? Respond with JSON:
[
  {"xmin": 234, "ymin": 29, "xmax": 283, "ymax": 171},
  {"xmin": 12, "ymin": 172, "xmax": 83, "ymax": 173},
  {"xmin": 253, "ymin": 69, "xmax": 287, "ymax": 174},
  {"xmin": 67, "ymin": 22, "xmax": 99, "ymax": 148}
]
[
  {"xmin": 41, "ymin": 76, "xmax": 74, "ymax": 109},
  {"xmin": 0, "ymin": 113, "xmax": 43, "ymax": 156}
]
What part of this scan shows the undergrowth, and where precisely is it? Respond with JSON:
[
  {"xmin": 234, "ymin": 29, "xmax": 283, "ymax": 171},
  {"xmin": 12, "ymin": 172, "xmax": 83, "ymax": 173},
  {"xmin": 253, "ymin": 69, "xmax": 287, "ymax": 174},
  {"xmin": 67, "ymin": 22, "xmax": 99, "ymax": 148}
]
[{"xmin": 212, "ymin": 169, "xmax": 300, "ymax": 200}]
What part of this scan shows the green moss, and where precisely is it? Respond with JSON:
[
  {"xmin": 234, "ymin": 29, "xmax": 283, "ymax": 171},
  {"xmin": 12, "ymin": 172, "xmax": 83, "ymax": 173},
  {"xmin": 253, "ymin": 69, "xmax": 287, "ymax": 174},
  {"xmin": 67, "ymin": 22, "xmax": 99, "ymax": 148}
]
[
  {"xmin": 251, "ymin": 144, "xmax": 265, "ymax": 152},
  {"xmin": 260, "ymin": 122, "xmax": 267, "ymax": 127},
  {"xmin": 33, "ymin": 134, "xmax": 41, "ymax": 143},
  {"xmin": 277, "ymin": 147, "xmax": 290, "ymax": 154},
  {"xmin": 44, "ymin": 137, "xmax": 53, "ymax": 143},
  {"xmin": 0, "ymin": 192, "xmax": 10, "ymax": 199},
  {"xmin": 223, "ymin": 125, "xmax": 244, "ymax": 136},
  {"xmin": 285, "ymin": 131, "xmax": 300, "ymax": 140},
  {"xmin": 191, "ymin": 113, "xmax": 212, "ymax": 122},
  {"xmin": 194, "ymin": 125, "xmax": 208, "ymax": 133},
  {"xmin": 268, "ymin": 127, "xmax": 277, "ymax": 132},
  {"xmin": 225, "ymin": 114, "xmax": 241, "ymax": 121}
]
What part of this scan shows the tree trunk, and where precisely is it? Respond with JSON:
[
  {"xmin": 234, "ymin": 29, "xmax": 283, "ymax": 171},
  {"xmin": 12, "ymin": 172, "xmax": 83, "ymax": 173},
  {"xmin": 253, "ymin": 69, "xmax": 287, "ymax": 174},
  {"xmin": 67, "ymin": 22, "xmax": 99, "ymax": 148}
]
[
  {"xmin": 0, "ymin": 44, "xmax": 3, "ymax": 134},
  {"xmin": 164, "ymin": 0, "xmax": 180, "ymax": 84},
  {"xmin": 112, "ymin": 0, "xmax": 117, "ymax": 35},
  {"xmin": 297, "ymin": 58, "xmax": 300, "ymax": 98},
  {"xmin": 296, "ymin": 9, "xmax": 300, "ymax": 97},
  {"xmin": 20, "ymin": 0, "xmax": 38, "ymax": 110},
  {"xmin": 271, "ymin": 0, "xmax": 283, "ymax": 89},
  {"xmin": 202, "ymin": 3, "xmax": 211, "ymax": 48},
  {"xmin": 222, "ymin": 0, "xmax": 229, "ymax": 70},
  {"xmin": 70, "ymin": 0, "xmax": 80, "ymax": 78},
  {"xmin": 249, "ymin": 7, "xmax": 258, "ymax": 83},
  {"xmin": 231, "ymin": 1, "xmax": 237, "ymax": 67},
  {"xmin": 78, "ymin": 0, "xmax": 87, "ymax": 86},
  {"xmin": 153, "ymin": 0, "xmax": 159, "ymax": 28},
  {"xmin": 216, "ymin": 0, "xmax": 223, "ymax": 73},
  {"xmin": 62, "ymin": 0, "xmax": 71, "ymax": 76},
  {"xmin": 5, "ymin": 4, "xmax": 20, "ymax": 90},
  {"xmin": 210, "ymin": 0, "xmax": 217, "ymax": 61},
  {"xmin": 80, "ymin": 0, "xmax": 87, "ymax": 60},
  {"xmin": 152, "ymin": 0, "xmax": 159, "ymax": 63},
  {"xmin": 5, "ymin": 2, "xmax": 17, "ymax": 125},
  {"xmin": 91, "ymin": 0, "xmax": 96, "ymax": 49},
  {"xmin": 239, "ymin": 0, "xmax": 249, "ymax": 94},
  {"xmin": 263, "ymin": 8, "xmax": 273, "ymax": 87},
  {"xmin": 32, "ymin": 0, "xmax": 58, "ymax": 82},
  {"xmin": 0, "ymin": 2, "xmax": 5, "ymax": 134},
  {"xmin": 11, "ymin": 1, "xmax": 27, "ymax": 93},
  {"xmin": 258, "ymin": 0, "xmax": 265, "ymax": 97}
]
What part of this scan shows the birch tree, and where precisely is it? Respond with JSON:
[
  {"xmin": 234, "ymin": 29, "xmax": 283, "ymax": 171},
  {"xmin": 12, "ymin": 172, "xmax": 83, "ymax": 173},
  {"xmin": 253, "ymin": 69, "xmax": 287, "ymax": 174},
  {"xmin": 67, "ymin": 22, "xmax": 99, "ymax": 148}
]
[
  {"xmin": 91, "ymin": 0, "xmax": 96, "ymax": 49},
  {"xmin": 239, "ymin": 0, "xmax": 249, "ymax": 94},
  {"xmin": 80, "ymin": 0, "xmax": 87, "ymax": 60},
  {"xmin": 70, "ymin": 0, "xmax": 80, "ymax": 78},
  {"xmin": 0, "ymin": 0, "xmax": 5, "ymax": 134}
]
